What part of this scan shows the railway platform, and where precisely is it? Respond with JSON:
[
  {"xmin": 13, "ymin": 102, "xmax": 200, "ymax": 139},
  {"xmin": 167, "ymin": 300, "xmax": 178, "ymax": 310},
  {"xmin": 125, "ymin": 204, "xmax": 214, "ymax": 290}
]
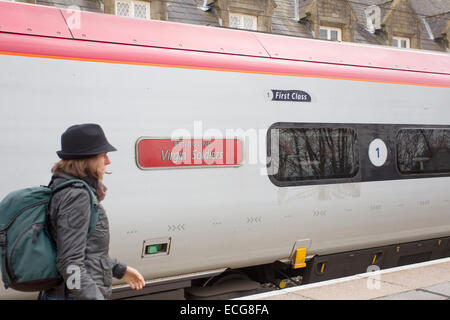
[{"xmin": 237, "ymin": 257, "xmax": 450, "ymax": 300}]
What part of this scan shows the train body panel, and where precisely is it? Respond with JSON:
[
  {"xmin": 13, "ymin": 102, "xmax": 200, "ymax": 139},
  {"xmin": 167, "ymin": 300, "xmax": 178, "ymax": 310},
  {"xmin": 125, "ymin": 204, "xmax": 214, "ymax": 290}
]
[{"xmin": 0, "ymin": 1, "xmax": 449, "ymax": 299}]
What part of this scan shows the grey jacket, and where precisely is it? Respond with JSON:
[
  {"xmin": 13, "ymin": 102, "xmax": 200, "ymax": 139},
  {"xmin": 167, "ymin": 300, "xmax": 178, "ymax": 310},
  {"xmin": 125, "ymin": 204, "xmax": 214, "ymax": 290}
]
[{"xmin": 44, "ymin": 173, "xmax": 127, "ymax": 300}]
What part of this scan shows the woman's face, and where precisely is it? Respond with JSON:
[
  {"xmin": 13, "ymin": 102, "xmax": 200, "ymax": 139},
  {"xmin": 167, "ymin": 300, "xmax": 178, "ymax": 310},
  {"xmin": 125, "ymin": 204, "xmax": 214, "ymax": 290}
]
[{"xmin": 95, "ymin": 153, "xmax": 111, "ymax": 179}]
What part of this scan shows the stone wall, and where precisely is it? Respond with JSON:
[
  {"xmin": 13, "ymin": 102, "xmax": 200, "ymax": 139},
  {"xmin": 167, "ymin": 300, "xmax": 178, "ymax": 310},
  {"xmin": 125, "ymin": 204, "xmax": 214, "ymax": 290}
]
[
  {"xmin": 306, "ymin": 0, "xmax": 357, "ymax": 42},
  {"xmin": 215, "ymin": 0, "xmax": 276, "ymax": 32},
  {"xmin": 382, "ymin": 0, "xmax": 421, "ymax": 48}
]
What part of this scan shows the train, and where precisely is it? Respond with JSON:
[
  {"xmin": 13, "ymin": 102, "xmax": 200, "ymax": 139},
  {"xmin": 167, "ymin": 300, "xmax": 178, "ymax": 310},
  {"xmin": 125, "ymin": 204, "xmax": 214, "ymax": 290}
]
[{"xmin": 1, "ymin": 1, "xmax": 450, "ymax": 299}]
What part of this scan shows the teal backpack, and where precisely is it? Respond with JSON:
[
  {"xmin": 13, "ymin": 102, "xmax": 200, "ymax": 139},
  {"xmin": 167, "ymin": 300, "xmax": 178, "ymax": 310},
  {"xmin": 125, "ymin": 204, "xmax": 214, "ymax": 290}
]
[{"xmin": 0, "ymin": 180, "xmax": 98, "ymax": 292}]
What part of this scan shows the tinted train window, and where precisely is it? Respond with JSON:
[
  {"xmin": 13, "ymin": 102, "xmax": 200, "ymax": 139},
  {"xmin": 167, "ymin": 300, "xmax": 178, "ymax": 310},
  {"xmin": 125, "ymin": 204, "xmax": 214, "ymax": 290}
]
[
  {"xmin": 397, "ymin": 129, "xmax": 450, "ymax": 174},
  {"xmin": 271, "ymin": 127, "xmax": 359, "ymax": 182}
]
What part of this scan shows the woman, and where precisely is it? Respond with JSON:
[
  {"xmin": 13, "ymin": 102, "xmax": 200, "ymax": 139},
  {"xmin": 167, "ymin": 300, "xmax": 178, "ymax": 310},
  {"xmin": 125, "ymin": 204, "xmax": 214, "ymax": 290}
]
[{"xmin": 41, "ymin": 123, "xmax": 145, "ymax": 300}]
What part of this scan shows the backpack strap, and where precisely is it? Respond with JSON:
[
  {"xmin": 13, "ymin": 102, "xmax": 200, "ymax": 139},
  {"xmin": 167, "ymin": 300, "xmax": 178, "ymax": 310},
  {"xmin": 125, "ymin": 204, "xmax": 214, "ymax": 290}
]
[
  {"xmin": 0, "ymin": 230, "xmax": 12, "ymax": 288},
  {"xmin": 51, "ymin": 179, "xmax": 99, "ymax": 237}
]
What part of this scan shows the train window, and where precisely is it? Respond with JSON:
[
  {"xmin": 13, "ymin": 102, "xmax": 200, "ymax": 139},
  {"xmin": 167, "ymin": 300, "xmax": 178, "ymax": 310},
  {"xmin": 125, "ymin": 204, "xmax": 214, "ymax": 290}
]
[
  {"xmin": 397, "ymin": 129, "xmax": 450, "ymax": 174},
  {"xmin": 270, "ymin": 127, "xmax": 359, "ymax": 182}
]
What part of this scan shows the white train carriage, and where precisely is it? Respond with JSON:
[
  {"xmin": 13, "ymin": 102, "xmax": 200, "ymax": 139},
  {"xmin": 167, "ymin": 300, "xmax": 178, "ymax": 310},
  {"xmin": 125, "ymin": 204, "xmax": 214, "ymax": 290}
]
[{"xmin": 0, "ymin": 1, "xmax": 450, "ymax": 299}]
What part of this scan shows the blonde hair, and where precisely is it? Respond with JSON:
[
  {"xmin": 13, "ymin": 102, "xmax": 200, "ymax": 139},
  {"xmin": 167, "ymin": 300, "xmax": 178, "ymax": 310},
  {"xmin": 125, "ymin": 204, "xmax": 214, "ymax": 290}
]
[{"xmin": 52, "ymin": 155, "xmax": 102, "ymax": 180}]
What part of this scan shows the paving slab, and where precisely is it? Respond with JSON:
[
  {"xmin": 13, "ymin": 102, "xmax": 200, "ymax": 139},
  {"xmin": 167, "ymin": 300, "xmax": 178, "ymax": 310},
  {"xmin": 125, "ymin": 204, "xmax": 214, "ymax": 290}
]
[
  {"xmin": 375, "ymin": 289, "xmax": 447, "ymax": 300},
  {"xmin": 420, "ymin": 282, "xmax": 450, "ymax": 298},
  {"xmin": 428, "ymin": 261, "xmax": 450, "ymax": 274},
  {"xmin": 288, "ymin": 277, "xmax": 407, "ymax": 300}
]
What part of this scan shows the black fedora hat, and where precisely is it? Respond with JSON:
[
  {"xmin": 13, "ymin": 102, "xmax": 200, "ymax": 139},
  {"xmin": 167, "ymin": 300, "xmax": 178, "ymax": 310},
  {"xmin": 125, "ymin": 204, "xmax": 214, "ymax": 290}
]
[{"xmin": 57, "ymin": 123, "xmax": 117, "ymax": 160}]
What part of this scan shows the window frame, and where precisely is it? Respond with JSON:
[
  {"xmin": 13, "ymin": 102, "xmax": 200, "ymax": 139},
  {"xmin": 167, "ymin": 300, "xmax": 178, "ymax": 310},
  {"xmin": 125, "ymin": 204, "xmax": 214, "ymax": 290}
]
[
  {"xmin": 229, "ymin": 12, "xmax": 258, "ymax": 31},
  {"xmin": 115, "ymin": 0, "xmax": 151, "ymax": 20},
  {"xmin": 396, "ymin": 128, "xmax": 450, "ymax": 175},
  {"xmin": 319, "ymin": 26, "xmax": 342, "ymax": 41},
  {"xmin": 267, "ymin": 122, "xmax": 361, "ymax": 187},
  {"xmin": 392, "ymin": 36, "xmax": 410, "ymax": 49}
]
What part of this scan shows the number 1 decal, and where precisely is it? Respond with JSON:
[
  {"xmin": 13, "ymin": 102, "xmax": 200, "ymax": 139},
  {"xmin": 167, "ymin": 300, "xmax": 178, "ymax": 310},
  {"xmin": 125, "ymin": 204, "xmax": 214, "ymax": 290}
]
[{"xmin": 369, "ymin": 139, "xmax": 387, "ymax": 167}]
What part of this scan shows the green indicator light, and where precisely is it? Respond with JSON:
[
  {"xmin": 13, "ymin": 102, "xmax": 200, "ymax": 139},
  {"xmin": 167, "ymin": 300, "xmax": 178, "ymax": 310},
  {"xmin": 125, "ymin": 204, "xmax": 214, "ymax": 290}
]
[{"xmin": 147, "ymin": 244, "xmax": 162, "ymax": 254}]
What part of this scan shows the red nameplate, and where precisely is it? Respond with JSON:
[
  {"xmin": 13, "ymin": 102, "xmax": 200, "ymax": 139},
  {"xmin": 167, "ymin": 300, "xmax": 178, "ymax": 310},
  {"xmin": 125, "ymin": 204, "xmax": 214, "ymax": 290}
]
[{"xmin": 136, "ymin": 138, "xmax": 243, "ymax": 169}]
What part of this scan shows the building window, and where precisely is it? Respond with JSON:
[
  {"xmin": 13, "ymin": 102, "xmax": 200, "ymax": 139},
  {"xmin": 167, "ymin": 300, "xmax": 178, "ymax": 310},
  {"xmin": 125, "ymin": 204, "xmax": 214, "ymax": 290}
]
[
  {"xmin": 397, "ymin": 129, "xmax": 450, "ymax": 174},
  {"xmin": 229, "ymin": 13, "xmax": 257, "ymax": 31},
  {"xmin": 115, "ymin": 0, "xmax": 150, "ymax": 20},
  {"xmin": 392, "ymin": 37, "xmax": 410, "ymax": 48},
  {"xmin": 269, "ymin": 126, "xmax": 359, "ymax": 183},
  {"xmin": 319, "ymin": 27, "xmax": 342, "ymax": 41}
]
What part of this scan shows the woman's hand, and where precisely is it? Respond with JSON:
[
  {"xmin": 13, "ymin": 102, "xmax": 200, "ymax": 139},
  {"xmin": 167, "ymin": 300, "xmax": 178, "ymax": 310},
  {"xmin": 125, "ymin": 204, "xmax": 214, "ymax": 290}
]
[{"xmin": 122, "ymin": 266, "xmax": 145, "ymax": 290}]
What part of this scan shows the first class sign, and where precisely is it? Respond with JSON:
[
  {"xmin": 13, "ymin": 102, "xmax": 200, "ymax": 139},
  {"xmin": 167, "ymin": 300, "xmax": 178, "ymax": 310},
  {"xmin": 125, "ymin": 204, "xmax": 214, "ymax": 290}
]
[
  {"xmin": 136, "ymin": 138, "xmax": 243, "ymax": 169},
  {"xmin": 271, "ymin": 89, "xmax": 311, "ymax": 102}
]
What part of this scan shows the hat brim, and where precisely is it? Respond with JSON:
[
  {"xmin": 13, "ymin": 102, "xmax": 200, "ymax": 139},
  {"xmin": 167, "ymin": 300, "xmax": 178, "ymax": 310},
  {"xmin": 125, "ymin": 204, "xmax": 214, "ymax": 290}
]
[{"xmin": 57, "ymin": 142, "xmax": 117, "ymax": 160}]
